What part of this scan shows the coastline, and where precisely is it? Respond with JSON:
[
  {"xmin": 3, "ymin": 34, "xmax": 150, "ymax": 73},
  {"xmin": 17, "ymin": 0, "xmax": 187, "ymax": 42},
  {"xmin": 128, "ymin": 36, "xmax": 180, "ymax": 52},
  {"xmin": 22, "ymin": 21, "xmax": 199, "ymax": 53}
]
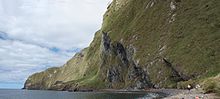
[
  {"xmin": 100, "ymin": 89, "xmax": 218, "ymax": 99},
  {"xmin": 23, "ymin": 88, "xmax": 219, "ymax": 99},
  {"xmin": 81, "ymin": 89, "xmax": 219, "ymax": 99}
]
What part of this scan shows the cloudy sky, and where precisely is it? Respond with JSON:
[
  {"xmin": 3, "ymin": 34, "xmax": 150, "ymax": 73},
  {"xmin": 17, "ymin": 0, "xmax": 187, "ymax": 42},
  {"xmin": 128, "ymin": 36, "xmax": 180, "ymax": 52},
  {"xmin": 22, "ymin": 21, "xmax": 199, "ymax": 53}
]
[{"xmin": 0, "ymin": 0, "xmax": 111, "ymax": 89}]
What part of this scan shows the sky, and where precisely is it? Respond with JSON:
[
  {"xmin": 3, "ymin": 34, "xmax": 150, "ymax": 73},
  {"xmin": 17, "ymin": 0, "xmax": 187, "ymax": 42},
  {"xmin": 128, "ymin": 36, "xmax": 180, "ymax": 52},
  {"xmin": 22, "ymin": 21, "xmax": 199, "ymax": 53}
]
[{"xmin": 0, "ymin": 0, "xmax": 112, "ymax": 89}]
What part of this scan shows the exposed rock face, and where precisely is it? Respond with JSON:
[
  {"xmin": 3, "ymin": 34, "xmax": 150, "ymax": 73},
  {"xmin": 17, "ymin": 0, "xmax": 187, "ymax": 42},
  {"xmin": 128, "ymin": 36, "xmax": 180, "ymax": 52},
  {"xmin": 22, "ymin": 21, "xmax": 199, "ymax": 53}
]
[
  {"xmin": 101, "ymin": 32, "xmax": 111, "ymax": 52},
  {"xmin": 128, "ymin": 65, "xmax": 152, "ymax": 89},
  {"xmin": 100, "ymin": 32, "xmax": 152, "ymax": 89},
  {"xmin": 113, "ymin": 42, "xmax": 128, "ymax": 65},
  {"xmin": 24, "ymin": 0, "xmax": 220, "ymax": 91},
  {"xmin": 107, "ymin": 67, "xmax": 121, "ymax": 83}
]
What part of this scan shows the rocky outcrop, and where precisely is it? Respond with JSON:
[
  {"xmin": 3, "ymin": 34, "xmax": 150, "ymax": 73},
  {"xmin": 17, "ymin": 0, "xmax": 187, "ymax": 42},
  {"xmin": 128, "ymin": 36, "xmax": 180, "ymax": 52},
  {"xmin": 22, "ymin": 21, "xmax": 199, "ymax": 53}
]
[
  {"xmin": 128, "ymin": 65, "xmax": 153, "ymax": 89},
  {"xmin": 100, "ymin": 32, "xmax": 153, "ymax": 89},
  {"xmin": 107, "ymin": 67, "xmax": 121, "ymax": 83}
]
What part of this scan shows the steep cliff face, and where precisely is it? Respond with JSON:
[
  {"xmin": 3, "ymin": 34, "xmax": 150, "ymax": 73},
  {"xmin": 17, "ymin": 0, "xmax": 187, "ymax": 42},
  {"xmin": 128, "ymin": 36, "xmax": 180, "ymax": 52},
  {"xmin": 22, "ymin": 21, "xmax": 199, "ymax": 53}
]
[{"xmin": 24, "ymin": 0, "xmax": 220, "ymax": 91}]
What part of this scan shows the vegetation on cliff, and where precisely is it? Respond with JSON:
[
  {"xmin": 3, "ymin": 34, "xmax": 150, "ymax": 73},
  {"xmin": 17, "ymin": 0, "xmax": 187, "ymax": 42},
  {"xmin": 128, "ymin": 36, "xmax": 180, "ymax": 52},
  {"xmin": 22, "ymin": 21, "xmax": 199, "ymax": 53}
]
[{"xmin": 24, "ymin": 0, "xmax": 220, "ymax": 93}]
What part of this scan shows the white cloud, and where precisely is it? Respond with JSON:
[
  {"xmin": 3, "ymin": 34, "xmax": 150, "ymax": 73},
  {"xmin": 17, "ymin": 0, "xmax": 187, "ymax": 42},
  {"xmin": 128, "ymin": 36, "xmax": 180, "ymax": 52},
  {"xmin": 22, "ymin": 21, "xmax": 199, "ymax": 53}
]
[
  {"xmin": 0, "ymin": 0, "xmax": 111, "ymax": 85},
  {"xmin": 0, "ymin": 0, "xmax": 111, "ymax": 49},
  {"xmin": 0, "ymin": 39, "xmax": 74, "ymax": 83}
]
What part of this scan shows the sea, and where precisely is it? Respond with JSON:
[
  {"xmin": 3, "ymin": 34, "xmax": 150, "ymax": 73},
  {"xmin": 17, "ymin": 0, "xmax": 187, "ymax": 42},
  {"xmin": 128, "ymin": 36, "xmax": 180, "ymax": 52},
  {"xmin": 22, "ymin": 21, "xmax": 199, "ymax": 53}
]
[{"xmin": 0, "ymin": 89, "xmax": 166, "ymax": 99}]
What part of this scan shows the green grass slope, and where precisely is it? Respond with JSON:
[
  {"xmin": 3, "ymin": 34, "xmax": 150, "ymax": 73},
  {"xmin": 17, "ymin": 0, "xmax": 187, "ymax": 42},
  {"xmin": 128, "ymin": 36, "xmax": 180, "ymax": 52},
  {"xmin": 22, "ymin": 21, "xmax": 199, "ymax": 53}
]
[{"xmin": 24, "ymin": 0, "xmax": 220, "ymax": 91}]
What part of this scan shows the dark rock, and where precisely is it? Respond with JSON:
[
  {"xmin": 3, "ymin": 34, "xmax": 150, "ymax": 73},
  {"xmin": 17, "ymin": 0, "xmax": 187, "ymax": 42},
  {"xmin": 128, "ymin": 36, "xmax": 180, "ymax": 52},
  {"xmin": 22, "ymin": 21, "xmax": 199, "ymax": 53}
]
[
  {"xmin": 175, "ymin": 0, "xmax": 181, "ymax": 3},
  {"xmin": 113, "ymin": 42, "xmax": 129, "ymax": 65},
  {"xmin": 163, "ymin": 58, "xmax": 189, "ymax": 81},
  {"xmin": 128, "ymin": 64, "xmax": 153, "ymax": 89},
  {"xmin": 107, "ymin": 67, "xmax": 121, "ymax": 83},
  {"xmin": 102, "ymin": 32, "xmax": 111, "ymax": 51},
  {"xmin": 54, "ymin": 81, "xmax": 63, "ymax": 85},
  {"xmin": 100, "ymin": 33, "xmax": 153, "ymax": 89},
  {"xmin": 77, "ymin": 89, "xmax": 93, "ymax": 92},
  {"xmin": 128, "ymin": 65, "xmax": 142, "ymax": 80}
]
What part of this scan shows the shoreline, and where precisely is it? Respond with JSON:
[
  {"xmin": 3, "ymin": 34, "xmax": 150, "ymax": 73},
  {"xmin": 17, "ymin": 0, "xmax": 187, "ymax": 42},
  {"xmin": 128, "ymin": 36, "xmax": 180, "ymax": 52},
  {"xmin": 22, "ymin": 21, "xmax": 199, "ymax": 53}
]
[{"xmin": 24, "ymin": 88, "xmax": 219, "ymax": 98}]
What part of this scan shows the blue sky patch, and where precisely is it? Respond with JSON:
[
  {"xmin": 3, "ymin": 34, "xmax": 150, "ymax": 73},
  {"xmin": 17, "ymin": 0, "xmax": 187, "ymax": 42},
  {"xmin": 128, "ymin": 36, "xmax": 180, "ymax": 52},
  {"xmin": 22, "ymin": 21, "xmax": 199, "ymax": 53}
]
[
  {"xmin": 49, "ymin": 47, "xmax": 61, "ymax": 53},
  {"xmin": 0, "ymin": 31, "xmax": 9, "ymax": 40}
]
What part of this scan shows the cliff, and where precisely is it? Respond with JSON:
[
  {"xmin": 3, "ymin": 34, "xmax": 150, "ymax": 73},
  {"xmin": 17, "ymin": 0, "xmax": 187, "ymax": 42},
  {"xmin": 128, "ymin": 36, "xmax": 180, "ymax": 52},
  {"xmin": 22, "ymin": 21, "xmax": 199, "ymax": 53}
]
[{"xmin": 24, "ymin": 0, "xmax": 220, "ymax": 92}]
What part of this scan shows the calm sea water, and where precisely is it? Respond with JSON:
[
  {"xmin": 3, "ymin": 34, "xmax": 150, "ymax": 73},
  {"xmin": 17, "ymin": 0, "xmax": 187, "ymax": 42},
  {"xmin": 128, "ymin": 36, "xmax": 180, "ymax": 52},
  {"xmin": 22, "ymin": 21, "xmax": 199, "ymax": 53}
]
[{"xmin": 0, "ymin": 89, "xmax": 166, "ymax": 99}]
